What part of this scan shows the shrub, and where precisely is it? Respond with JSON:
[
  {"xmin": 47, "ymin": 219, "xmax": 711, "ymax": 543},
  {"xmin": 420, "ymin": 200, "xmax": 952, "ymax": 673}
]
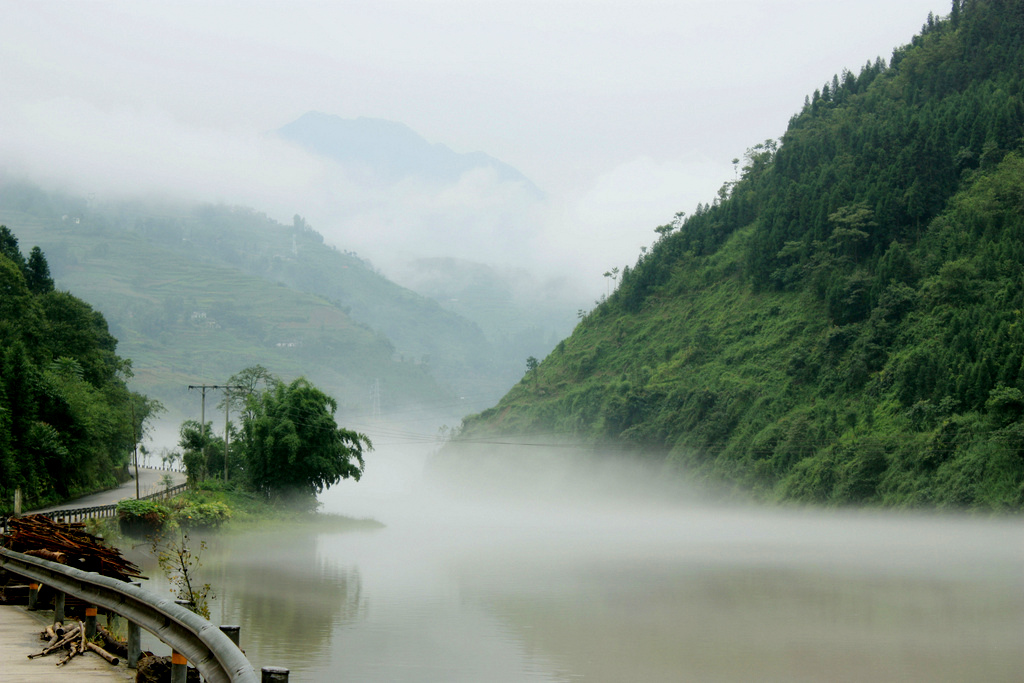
[
  {"xmin": 177, "ymin": 501, "xmax": 232, "ymax": 531},
  {"xmin": 116, "ymin": 499, "xmax": 171, "ymax": 537}
]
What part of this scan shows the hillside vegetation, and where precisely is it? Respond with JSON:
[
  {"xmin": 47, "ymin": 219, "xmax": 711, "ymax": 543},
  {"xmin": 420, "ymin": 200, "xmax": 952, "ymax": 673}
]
[
  {"xmin": 0, "ymin": 187, "xmax": 504, "ymax": 416},
  {"xmin": 0, "ymin": 227, "xmax": 154, "ymax": 511},
  {"xmin": 458, "ymin": 0, "xmax": 1024, "ymax": 509}
]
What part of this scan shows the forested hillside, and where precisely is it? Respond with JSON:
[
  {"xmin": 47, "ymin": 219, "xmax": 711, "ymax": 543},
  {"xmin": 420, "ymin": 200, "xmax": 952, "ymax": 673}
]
[
  {"xmin": 0, "ymin": 227, "xmax": 155, "ymax": 512},
  {"xmin": 0, "ymin": 185, "xmax": 507, "ymax": 417},
  {"xmin": 458, "ymin": 0, "xmax": 1024, "ymax": 509}
]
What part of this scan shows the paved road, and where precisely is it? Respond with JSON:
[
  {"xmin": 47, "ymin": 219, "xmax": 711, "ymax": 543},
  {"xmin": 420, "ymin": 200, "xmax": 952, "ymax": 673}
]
[{"xmin": 30, "ymin": 467, "xmax": 187, "ymax": 514}]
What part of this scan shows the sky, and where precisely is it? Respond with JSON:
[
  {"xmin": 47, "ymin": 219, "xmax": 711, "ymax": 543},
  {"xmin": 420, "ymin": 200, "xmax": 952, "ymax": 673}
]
[{"xmin": 1, "ymin": 0, "xmax": 949, "ymax": 292}]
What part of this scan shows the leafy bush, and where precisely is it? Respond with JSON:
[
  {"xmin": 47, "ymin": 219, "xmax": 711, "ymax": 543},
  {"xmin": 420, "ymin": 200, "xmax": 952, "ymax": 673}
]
[
  {"xmin": 177, "ymin": 501, "xmax": 232, "ymax": 530},
  {"xmin": 116, "ymin": 499, "xmax": 171, "ymax": 537}
]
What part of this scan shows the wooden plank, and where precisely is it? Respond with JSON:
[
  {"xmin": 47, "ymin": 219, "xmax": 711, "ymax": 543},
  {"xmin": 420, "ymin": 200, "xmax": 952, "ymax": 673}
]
[{"xmin": 0, "ymin": 605, "xmax": 133, "ymax": 682}]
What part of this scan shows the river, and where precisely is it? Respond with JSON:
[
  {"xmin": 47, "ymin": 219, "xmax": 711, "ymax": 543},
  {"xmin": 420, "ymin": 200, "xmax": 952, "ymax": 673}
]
[{"xmin": 134, "ymin": 441, "xmax": 1024, "ymax": 682}]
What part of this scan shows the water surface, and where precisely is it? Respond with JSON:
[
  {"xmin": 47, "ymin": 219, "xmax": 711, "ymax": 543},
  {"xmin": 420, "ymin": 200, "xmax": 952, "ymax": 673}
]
[{"xmin": 138, "ymin": 445, "xmax": 1024, "ymax": 682}]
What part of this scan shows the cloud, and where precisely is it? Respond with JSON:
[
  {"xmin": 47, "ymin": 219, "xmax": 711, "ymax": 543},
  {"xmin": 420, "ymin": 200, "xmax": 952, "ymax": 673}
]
[
  {"xmin": 0, "ymin": 97, "xmax": 552, "ymax": 279},
  {"xmin": 529, "ymin": 155, "xmax": 731, "ymax": 285},
  {"xmin": 0, "ymin": 97, "xmax": 333, "ymax": 205}
]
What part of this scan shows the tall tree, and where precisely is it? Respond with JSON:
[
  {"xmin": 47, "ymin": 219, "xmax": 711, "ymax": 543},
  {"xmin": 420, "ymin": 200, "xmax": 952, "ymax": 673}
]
[
  {"xmin": 25, "ymin": 246, "xmax": 54, "ymax": 294},
  {"xmin": 243, "ymin": 377, "xmax": 371, "ymax": 502}
]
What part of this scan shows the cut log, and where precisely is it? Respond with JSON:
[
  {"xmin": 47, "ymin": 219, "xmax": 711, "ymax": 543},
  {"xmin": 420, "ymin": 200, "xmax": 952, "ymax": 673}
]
[
  {"xmin": 96, "ymin": 624, "xmax": 128, "ymax": 657},
  {"xmin": 86, "ymin": 641, "xmax": 120, "ymax": 666},
  {"xmin": 42, "ymin": 624, "xmax": 60, "ymax": 649},
  {"xmin": 23, "ymin": 548, "xmax": 67, "ymax": 563}
]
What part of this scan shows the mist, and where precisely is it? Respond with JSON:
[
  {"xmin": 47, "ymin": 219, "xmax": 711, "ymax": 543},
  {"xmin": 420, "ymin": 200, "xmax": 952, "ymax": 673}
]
[
  {"xmin": 1, "ymin": 0, "xmax": 949, "ymax": 301},
  {"xmin": 125, "ymin": 435, "xmax": 1024, "ymax": 682}
]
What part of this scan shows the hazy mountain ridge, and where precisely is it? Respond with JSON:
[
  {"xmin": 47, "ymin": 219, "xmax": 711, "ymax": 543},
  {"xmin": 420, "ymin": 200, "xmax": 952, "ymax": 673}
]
[
  {"xmin": 0, "ymin": 182, "xmax": 507, "ymax": 418},
  {"xmin": 457, "ymin": 0, "xmax": 1024, "ymax": 509},
  {"xmin": 276, "ymin": 112, "xmax": 543, "ymax": 196}
]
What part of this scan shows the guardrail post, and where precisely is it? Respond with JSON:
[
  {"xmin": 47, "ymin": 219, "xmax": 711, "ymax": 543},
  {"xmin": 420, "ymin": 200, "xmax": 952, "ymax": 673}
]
[
  {"xmin": 27, "ymin": 582, "xmax": 39, "ymax": 610},
  {"xmin": 220, "ymin": 624, "xmax": 241, "ymax": 647},
  {"xmin": 262, "ymin": 666, "xmax": 290, "ymax": 682},
  {"xmin": 54, "ymin": 591, "xmax": 65, "ymax": 623},
  {"xmin": 127, "ymin": 582, "xmax": 142, "ymax": 669},
  {"xmin": 1, "ymin": 546, "xmax": 258, "ymax": 682},
  {"xmin": 171, "ymin": 650, "xmax": 188, "ymax": 683},
  {"xmin": 85, "ymin": 606, "xmax": 97, "ymax": 638}
]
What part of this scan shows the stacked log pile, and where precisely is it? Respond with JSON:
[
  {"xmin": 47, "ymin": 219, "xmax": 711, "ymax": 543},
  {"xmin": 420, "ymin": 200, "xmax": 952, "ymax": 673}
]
[
  {"xmin": 2, "ymin": 514, "xmax": 144, "ymax": 581},
  {"xmin": 2, "ymin": 514, "xmax": 148, "ymax": 671}
]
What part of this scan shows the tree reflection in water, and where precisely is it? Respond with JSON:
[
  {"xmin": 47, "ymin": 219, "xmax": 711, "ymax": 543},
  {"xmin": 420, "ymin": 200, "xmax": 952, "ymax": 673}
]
[{"xmin": 137, "ymin": 529, "xmax": 366, "ymax": 674}]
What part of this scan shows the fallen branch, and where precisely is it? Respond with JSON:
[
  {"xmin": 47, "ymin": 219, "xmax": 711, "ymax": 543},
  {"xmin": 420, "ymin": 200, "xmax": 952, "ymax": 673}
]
[{"xmin": 55, "ymin": 642, "xmax": 80, "ymax": 667}]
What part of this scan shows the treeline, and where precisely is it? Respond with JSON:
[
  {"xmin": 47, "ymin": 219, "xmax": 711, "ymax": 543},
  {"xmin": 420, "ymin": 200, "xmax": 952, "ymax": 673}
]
[
  {"xmin": 170, "ymin": 366, "xmax": 370, "ymax": 508},
  {"xmin": 459, "ymin": 0, "xmax": 1024, "ymax": 508},
  {"xmin": 0, "ymin": 227, "xmax": 157, "ymax": 512},
  {"xmin": 620, "ymin": 0, "xmax": 1024, "ymax": 312}
]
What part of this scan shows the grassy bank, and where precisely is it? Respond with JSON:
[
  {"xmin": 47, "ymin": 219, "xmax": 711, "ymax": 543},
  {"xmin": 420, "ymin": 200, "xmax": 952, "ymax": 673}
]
[{"xmin": 101, "ymin": 481, "xmax": 383, "ymax": 543}]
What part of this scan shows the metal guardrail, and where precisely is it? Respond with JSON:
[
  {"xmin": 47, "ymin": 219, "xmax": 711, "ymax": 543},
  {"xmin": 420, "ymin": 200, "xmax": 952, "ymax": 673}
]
[
  {"xmin": 0, "ymin": 546, "xmax": 259, "ymax": 683},
  {"xmin": 1, "ymin": 483, "xmax": 190, "ymax": 534}
]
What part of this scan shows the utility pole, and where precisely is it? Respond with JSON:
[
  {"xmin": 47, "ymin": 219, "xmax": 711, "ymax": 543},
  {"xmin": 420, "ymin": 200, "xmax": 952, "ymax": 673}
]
[
  {"xmin": 189, "ymin": 384, "xmax": 244, "ymax": 481},
  {"xmin": 189, "ymin": 385, "xmax": 212, "ymax": 477},
  {"xmin": 131, "ymin": 400, "xmax": 140, "ymax": 499}
]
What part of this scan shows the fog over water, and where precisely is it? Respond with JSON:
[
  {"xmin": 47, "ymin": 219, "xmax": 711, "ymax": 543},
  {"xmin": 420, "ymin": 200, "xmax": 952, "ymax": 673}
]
[{"xmin": 137, "ymin": 436, "xmax": 1024, "ymax": 682}]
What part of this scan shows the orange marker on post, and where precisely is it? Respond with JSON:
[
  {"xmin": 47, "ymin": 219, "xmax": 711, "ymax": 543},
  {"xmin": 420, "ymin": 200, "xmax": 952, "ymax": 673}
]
[
  {"xmin": 27, "ymin": 583, "xmax": 40, "ymax": 610},
  {"xmin": 85, "ymin": 606, "xmax": 98, "ymax": 638},
  {"xmin": 171, "ymin": 650, "xmax": 188, "ymax": 683}
]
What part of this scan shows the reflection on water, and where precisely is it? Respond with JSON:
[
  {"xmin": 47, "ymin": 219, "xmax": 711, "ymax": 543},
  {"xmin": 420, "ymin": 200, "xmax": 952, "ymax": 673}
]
[
  {"xmin": 133, "ymin": 530, "xmax": 365, "ymax": 676},
  {"xmin": 132, "ymin": 445, "xmax": 1024, "ymax": 682}
]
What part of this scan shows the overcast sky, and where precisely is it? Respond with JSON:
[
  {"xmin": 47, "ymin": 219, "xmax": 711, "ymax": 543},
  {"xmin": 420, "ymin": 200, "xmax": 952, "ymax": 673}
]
[{"xmin": 1, "ymin": 0, "xmax": 948, "ymax": 289}]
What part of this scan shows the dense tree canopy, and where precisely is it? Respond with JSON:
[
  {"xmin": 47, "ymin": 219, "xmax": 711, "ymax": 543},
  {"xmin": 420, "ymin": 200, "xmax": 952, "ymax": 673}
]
[
  {"xmin": 240, "ymin": 375, "xmax": 371, "ymax": 500},
  {"xmin": 0, "ymin": 227, "xmax": 156, "ymax": 512}
]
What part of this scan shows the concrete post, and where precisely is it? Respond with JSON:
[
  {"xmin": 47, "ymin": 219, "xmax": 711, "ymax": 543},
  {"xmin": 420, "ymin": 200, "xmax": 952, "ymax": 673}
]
[
  {"xmin": 219, "ymin": 624, "xmax": 241, "ymax": 647},
  {"xmin": 126, "ymin": 620, "xmax": 141, "ymax": 669},
  {"xmin": 85, "ymin": 606, "xmax": 97, "ymax": 638},
  {"xmin": 53, "ymin": 591, "xmax": 65, "ymax": 624},
  {"xmin": 127, "ymin": 582, "xmax": 142, "ymax": 669},
  {"xmin": 261, "ymin": 666, "xmax": 290, "ymax": 682},
  {"xmin": 13, "ymin": 488, "xmax": 21, "ymax": 517},
  {"xmin": 171, "ymin": 650, "xmax": 187, "ymax": 683},
  {"xmin": 27, "ymin": 583, "xmax": 39, "ymax": 610}
]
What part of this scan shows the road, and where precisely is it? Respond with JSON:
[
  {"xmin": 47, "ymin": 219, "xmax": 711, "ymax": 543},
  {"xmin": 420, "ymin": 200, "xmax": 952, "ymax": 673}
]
[{"xmin": 29, "ymin": 467, "xmax": 187, "ymax": 514}]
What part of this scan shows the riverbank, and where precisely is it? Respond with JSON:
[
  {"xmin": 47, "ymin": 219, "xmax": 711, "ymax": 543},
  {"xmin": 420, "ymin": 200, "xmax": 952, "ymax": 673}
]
[{"xmin": 98, "ymin": 483, "xmax": 383, "ymax": 545}]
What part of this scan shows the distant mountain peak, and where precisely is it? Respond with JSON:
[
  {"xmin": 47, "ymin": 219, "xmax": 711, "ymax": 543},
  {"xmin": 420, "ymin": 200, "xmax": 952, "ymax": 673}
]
[{"xmin": 276, "ymin": 111, "xmax": 541, "ymax": 195}]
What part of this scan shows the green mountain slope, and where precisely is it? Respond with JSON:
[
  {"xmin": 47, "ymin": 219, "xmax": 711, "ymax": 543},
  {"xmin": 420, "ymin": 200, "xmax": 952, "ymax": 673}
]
[
  {"xmin": 0, "ymin": 191, "xmax": 460, "ymax": 417},
  {"xmin": 458, "ymin": 0, "xmax": 1024, "ymax": 509}
]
